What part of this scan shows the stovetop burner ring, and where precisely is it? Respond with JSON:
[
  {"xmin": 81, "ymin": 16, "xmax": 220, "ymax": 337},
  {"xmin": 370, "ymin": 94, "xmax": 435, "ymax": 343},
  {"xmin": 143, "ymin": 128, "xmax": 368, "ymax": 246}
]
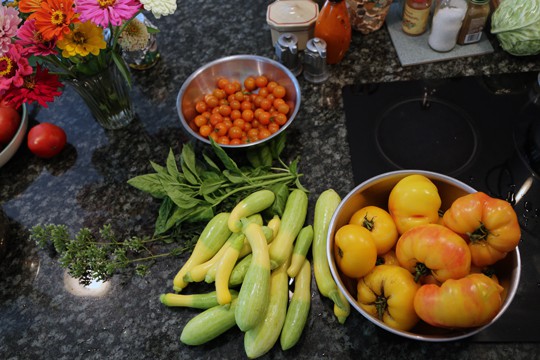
[{"xmin": 374, "ymin": 97, "xmax": 479, "ymax": 176}]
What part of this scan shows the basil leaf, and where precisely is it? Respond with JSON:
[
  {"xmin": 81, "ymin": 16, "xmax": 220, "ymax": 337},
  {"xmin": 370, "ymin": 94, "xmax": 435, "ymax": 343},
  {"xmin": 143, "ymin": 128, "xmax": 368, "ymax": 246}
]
[
  {"xmin": 150, "ymin": 161, "xmax": 168, "ymax": 175},
  {"xmin": 166, "ymin": 148, "xmax": 182, "ymax": 180},
  {"xmin": 181, "ymin": 143, "xmax": 200, "ymax": 185},
  {"xmin": 200, "ymin": 178, "xmax": 225, "ymax": 196},
  {"xmin": 127, "ymin": 174, "xmax": 167, "ymax": 198},
  {"xmin": 164, "ymin": 185, "xmax": 201, "ymax": 209},
  {"xmin": 210, "ymin": 138, "xmax": 242, "ymax": 175},
  {"xmin": 270, "ymin": 132, "xmax": 286, "ymax": 159},
  {"xmin": 258, "ymin": 144, "xmax": 274, "ymax": 168},
  {"xmin": 223, "ymin": 170, "xmax": 247, "ymax": 184},
  {"xmin": 155, "ymin": 198, "xmax": 174, "ymax": 235},
  {"xmin": 267, "ymin": 183, "xmax": 289, "ymax": 217},
  {"xmin": 202, "ymin": 152, "xmax": 221, "ymax": 173},
  {"xmin": 246, "ymin": 150, "xmax": 262, "ymax": 168}
]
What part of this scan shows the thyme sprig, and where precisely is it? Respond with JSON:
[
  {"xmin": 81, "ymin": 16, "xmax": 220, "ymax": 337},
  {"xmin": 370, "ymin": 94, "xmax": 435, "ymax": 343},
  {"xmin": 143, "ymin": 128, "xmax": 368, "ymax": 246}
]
[{"xmin": 31, "ymin": 223, "xmax": 196, "ymax": 286}]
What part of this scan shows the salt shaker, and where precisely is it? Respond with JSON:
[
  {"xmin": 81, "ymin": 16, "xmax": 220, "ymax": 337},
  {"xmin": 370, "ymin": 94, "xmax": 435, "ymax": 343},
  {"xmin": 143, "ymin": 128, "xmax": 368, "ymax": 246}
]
[
  {"xmin": 303, "ymin": 38, "xmax": 330, "ymax": 83},
  {"xmin": 428, "ymin": 0, "xmax": 468, "ymax": 52},
  {"xmin": 275, "ymin": 33, "xmax": 302, "ymax": 77}
]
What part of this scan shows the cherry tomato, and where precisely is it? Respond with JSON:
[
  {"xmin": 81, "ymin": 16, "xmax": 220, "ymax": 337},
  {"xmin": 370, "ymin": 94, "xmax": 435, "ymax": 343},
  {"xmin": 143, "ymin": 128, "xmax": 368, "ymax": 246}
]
[
  {"xmin": 0, "ymin": 106, "xmax": 21, "ymax": 145},
  {"xmin": 255, "ymin": 75, "xmax": 268, "ymax": 88},
  {"xmin": 244, "ymin": 76, "xmax": 256, "ymax": 91},
  {"xmin": 27, "ymin": 123, "xmax": 67, "ymax": 158}
]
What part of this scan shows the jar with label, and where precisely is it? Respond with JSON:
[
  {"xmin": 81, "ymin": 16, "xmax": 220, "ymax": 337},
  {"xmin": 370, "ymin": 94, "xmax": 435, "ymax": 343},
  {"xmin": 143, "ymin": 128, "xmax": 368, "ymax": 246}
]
[
  {"xmin": 428, "ymin": 0, "xmax": 468, "ymax": 52},
  {"xmin": 457, "ymin": 0, "xmax": 490, "ymax": 45},
  {"xmin": 402, "ymin": 0, "xmax": 432, "ymax": 36},
  {"xmin": 314, "ymin": 0, "xmax": 352, "ymax": 64}
]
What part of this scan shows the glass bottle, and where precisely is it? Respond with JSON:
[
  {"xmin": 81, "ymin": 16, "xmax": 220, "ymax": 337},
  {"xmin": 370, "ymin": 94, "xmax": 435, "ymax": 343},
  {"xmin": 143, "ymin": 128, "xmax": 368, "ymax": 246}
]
[
  {"xmin": 314, "ymin": 0, "xmax": 351, "ymax": 64},
  {"xmin": 456, "ymin": 0, "xmax": 490, "ymax": 45},
  {"xmin": 402, "ymin": 0, "xmax": 432, "ymax": 36},
  {"xmin": 428, "ymin": 0, "xmax": 468, "ymax": 52}
]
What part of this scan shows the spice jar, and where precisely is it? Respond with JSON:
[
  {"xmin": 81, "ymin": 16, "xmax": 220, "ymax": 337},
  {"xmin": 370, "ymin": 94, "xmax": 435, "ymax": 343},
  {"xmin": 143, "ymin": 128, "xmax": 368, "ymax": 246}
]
[
  {"xmin": 402, "ymin": 0, "xmax": 432, "ymax": 36},
  {"xmin": 314, "ymin": 0, "xmax": 352, "ymax": 64},
  {"xmin": 428, "ymin": 0, "xmax": 468, "ymax": 52},
  {"xmin": 457, "ymin": 0, "xmax": 490, "ymax": 45}
]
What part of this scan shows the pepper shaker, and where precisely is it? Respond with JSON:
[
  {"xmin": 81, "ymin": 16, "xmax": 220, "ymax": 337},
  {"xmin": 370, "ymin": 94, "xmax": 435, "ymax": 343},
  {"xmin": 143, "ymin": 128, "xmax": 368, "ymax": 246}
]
[
  {"xmin": 303, "ymin": 37, "xmax": 330, "ymax": 84},
  {"xmin": 275, "ymin": 33, "xmax": 302, "ymax": 77}
]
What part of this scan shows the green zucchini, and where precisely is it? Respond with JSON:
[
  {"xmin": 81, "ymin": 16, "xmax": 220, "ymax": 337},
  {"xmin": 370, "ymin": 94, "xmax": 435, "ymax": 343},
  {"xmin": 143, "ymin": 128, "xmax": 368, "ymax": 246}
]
[
  {"xmin": 180, "ymin": 299, "xmax": 238, "ymax": 346},
  {"xmin": 244, "ymin": 259, "xmax": 289, "ymax": 359},
  {"xmin": 287, "ymin": 225, "xmax": 314, "ymax": 278},
  {"xmin": 234, "ymin": 222, "xmax": 271, "ymax": 332},
  {"xmin": 228, "ymin": 190, "xmax": 275, "ymax": 233},
  {"xmin": 268, "ymin": 189, "xmax": 308, "ymax": 269},
  {"xmin": 159, "ymin": 290, "xmax": 238, "ymax": 309},
  {"xmin": 173, "ymin": 212, "xmax": 231, "ymax": 292},
  {"xmin": 312, "ymin": 189, "xmax": 344, "ymax": 309},
  {"xmin": 228, "ymin": 253, "xmax": 252, "ymax": 286},
  {"xmin": 281, "ymin": 259, "xmax": 311, "ymax": 350}
]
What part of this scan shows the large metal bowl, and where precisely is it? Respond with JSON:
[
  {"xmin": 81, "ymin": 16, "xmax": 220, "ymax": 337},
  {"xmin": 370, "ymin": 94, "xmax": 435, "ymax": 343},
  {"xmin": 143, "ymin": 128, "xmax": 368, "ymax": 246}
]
[
  {"xmin": 176, "ymin": 55, "xmax": 301, "ymax": 149},
  {"xmin": 327, "ymin": 170, "xmax": 521, "ymax": 341}
]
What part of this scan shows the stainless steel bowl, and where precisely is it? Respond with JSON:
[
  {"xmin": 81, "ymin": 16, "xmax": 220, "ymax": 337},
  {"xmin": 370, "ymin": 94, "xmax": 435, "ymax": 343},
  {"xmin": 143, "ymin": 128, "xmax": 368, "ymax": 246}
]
[
  {"xmin": 327, "ymin": 170, "xmax": 521, "ymax": 341},
  {"xmin": 176, "ymin": 55, "xmax": 301, "ymax": 148}
]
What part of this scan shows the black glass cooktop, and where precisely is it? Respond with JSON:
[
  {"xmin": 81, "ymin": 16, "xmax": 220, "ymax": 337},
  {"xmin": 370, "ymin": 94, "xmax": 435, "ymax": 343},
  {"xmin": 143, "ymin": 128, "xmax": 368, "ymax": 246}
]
[{"xmin": 343, "ymin": 71, "xmax": 540, "ymax": 342}]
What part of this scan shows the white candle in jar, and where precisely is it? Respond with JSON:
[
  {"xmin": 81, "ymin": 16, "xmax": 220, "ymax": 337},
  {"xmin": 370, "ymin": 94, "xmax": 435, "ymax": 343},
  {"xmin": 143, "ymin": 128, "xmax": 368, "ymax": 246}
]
[{"xmin": 428, "ymin": 0, "xmax": 468, "ymax": 52}]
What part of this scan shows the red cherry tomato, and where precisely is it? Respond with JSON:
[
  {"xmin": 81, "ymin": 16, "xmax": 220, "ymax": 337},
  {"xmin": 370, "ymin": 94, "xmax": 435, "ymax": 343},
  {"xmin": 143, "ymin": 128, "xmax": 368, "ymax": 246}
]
[
  {"xmin": 27, "ymin": 123, "xmax": 67, "ymax": 158},
  {"xmin": 0, "ymin": 107, "xmax": 21, "ymax": 145}
]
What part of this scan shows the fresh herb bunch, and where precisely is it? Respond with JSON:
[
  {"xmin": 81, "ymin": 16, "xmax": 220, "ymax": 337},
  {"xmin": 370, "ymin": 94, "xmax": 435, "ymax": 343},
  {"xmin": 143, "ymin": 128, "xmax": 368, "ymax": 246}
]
[
  {"xmin": 31, "ymin": 135, "xmax": 306, "ymax": 285},
  {"xmin": 128, "ymin": 135, "xmax": 306, "ymax": 235},
  {"xmin": 31, "ymin": 223, "xmax": 196, "ymax": 286}
]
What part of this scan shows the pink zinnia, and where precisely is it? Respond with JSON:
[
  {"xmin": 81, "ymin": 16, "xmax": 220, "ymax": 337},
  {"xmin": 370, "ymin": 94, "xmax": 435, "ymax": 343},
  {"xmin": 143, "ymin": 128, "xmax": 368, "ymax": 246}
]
[
  {"xmin": 16, "ymin": 19, "xmax": 58, "ymax": 57},
  {"xmin": 0, "ymin": 6, "xmax": 22, "ymax": 56},
  {"xmin": 3, "ymin": 64, "xmax": 64, "ymax": 108},
  {"xmin": 76, "ymin": 0, "xmax": 142, "ymax": 28},
  {"xmin": 0, "ymin": 43, "xmax": 33, "ymax": 92}
]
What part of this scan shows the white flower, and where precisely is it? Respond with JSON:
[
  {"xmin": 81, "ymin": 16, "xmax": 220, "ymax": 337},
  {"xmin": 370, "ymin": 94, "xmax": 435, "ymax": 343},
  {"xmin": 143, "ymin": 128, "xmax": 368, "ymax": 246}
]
[
  {"xmin": 139, "ymin": 0, "xmax": 177, "ymax": 18},
  {"xmin": 119, "ymin": 18, "xmax": 150, "ymax": 52}
]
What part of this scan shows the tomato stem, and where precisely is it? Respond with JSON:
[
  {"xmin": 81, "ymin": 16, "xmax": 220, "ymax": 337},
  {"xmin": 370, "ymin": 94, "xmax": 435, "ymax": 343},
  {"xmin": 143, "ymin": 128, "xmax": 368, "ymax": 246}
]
[
  {"xmin": 362, "ymin": 214, "xmax": 375, "ymax": 232},
  {"xmin": 374, "ymin": 294, "xmax": 388, "ymax": 320},
  {"xmin": 468, "ymin": 222, "xmax": 490, "ymax": 243},
  {"xmin": 414, "ymin": 262, "xmax": 430, "ymax": 282}
]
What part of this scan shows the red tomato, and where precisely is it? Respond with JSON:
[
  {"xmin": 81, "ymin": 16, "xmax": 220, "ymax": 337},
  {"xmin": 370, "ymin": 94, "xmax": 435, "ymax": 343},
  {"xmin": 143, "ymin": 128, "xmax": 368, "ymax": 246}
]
[
  {"xmin": 27, "ymin": 123, "xmax": 67, "ymax": 158},
  {"xmin": 0, "ymin": 107, "xmax": 21, "ymax": 145}
]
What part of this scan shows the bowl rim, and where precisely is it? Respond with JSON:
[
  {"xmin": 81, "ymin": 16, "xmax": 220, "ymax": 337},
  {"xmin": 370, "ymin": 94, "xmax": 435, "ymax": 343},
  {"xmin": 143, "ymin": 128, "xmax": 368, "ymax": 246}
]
[
  {"xmin": 326, "ymin": 169, "xmax": 522, "ymax": 342},
  {"xmin": 0, "ymin": 104, "xmax": 28, "ymax": 166},
  {"xmin": 176, "ymin": 54, "xmax": 301, "ymax": 149}
]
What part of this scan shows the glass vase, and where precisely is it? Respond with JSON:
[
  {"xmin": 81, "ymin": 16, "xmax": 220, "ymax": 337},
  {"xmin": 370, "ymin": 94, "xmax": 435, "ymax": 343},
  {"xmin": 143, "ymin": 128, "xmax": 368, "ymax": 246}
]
[{"xmin": 67, "ymin": 62, "xmax": 135, "ymax": 130}]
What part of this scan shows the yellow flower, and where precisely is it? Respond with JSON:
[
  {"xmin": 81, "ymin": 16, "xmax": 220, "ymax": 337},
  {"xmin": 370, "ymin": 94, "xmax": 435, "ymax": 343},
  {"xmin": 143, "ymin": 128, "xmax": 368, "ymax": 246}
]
[{"xmin": 57, "ymin": 21, "xmax": 106, "ymax": 58}]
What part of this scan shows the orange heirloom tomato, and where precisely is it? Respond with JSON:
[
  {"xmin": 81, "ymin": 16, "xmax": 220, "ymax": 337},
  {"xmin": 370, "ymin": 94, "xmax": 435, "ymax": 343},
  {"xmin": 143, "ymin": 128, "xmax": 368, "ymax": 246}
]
[
  {"xmin": 388, "ymin": 174, "xmax": 442, "ymax": 234},
  {"xmin": 349, "ymin": 205, "xmax": 398, "ymax": 255},
  {"xmin": 334, "ymin": 224, "xmax": 377, "ymax": 278},
  {"xmin": 414, "ymin": 273, "xmax": 503, "ymax": 328},
  {"xmin": 443, "ymin": 192, "xmax": 521, "ymax": 267},
  {"xmin": 396, "ymin": 224, "xmax": 471, "ymax": 283},
  {"xmin": 357, "ymin": 265, "xmax": 421, "ymax": 331}
]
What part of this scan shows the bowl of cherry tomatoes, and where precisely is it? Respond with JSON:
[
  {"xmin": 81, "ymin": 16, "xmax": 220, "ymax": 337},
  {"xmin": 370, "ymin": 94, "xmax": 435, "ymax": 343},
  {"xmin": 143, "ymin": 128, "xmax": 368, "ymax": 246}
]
[
  {"xmin": 326, "ymin": 170, "xmax": 521, "ymax": 341},
  {"xmin": 176, "ymin": 54, "xmax": 300, "ymax": 148},
  {"xmin": 0, "ymin": 104, "xmax": 28, "ymax": 168}
]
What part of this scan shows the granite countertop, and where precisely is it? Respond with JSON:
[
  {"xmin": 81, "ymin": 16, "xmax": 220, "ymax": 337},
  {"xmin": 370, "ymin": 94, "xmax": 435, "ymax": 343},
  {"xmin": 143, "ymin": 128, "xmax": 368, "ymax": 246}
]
[{"xmin": 1, "ymin": 1, "xmax": 539, "ymax": 359}]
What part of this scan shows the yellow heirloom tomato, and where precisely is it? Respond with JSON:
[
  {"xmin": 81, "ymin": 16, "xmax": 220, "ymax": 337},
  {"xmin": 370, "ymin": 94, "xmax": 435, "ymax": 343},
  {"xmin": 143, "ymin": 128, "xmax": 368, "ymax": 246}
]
[
  {"xmin": 357, "ymin": 265, "xmax": 421, "ymax": 331},
  {"xmin": 349, "ymin": 205, "xmax": 398, "ymax": 255},
  {"xmin": 334, "ymin": 224, "xmax": 377, "ymax": 278},
  {"xmin": 388, "ymin": 174, "xmax": 442, "ymax": 235}
]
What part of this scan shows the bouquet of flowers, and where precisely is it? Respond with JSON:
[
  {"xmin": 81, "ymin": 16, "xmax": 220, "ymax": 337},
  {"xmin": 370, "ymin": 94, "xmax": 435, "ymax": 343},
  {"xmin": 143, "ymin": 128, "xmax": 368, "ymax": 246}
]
[{"xmin": 0, "ymin": 0, "xmax": 176, "ymax": 110}]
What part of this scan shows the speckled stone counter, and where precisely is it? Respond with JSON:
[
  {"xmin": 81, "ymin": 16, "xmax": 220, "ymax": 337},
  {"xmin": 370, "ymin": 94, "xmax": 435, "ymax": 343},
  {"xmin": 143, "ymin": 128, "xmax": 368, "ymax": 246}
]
[{"xmin": 1, "ymin": 1, "xmax": 539, "ymax": 359}]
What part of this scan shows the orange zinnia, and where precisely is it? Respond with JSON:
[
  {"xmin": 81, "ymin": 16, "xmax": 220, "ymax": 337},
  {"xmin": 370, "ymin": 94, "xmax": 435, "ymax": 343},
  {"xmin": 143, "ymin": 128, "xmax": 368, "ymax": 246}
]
[
  {"xmin": 29, "ymin": 0, "xmax": 79, "ymax": 41},
  {"xmin": 18, "ymin": 0, "xmax": 43, "ymax": 14}
]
